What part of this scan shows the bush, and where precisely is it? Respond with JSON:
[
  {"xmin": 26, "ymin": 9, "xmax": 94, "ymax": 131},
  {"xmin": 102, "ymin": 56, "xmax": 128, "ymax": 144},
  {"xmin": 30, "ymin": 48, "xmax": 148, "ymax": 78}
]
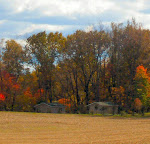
[
  {"xmin": 78, "ymin": 104, "xmax": 87, "ymax": 114},
  {"xmin": 128, "ymin": 110, "xmax": 132, "ymax": 114},
  {"xmin": 120, "ymin": 111, "xmax": 127, "ymax": 116}
]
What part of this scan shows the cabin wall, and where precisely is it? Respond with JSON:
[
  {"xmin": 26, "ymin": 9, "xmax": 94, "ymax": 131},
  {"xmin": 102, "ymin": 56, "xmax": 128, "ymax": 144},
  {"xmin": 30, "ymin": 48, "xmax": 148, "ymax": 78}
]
[
  {"xmin": 89, "ymin": 103, "xmax": 118, "ymax": 114},
  {"xmin": 50, "ymin": 107, "xmax": 65, "ymax": 113},
  {"xmin": 35, "ymin": 103, "xmax": 66, "ymax": 113},
  {"xmin": 35, "ymin": 104, "xmax": 51, "ymax": 113}
]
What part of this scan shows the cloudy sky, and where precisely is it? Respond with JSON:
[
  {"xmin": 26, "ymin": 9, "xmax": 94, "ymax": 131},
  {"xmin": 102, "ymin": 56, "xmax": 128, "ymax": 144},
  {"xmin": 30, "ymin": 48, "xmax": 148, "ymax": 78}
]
[{"xmin": 0, "ymin": 0, "xmax": 150, "ymax": 42}]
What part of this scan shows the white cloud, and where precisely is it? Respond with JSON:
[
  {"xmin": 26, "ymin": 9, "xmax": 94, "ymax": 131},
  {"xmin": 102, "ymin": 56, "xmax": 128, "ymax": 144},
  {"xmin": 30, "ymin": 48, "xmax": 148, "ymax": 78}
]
[
  {"xmin": 24, "ymin": 63, "xmax": 35, "ymax": 72},
  {"xmin": 0, "ymin": 0, "xmax": 33, "ymax": 14},
  {"xmin": 85, "ymin": 25, "xmax": 94, "ymax": 32},
  {"xmin": 17, "ymin": 23, "xmax": 86, "ymax": 37},
  {"xmin": 0, "ymin": 0, "xmax": 150, "ymax": 41},
  {"xmin": 0, "ymin": 38, "xmax": 27, "ymax": 47},
  {"xmin": 15, "ymin": 39, "xmax": 27, "ymax": 46},
  {"xmin": 0, "ymin": 20, "xmax": 7, "ymax": 25},
  {"xmin": 0, "ymin": 0, "xmax": 114, "ymax": 17},
  {"xmin": 0, "ymin": 18, "xmax": 87, "ymax": 40},
  {"xmin": 19, "ymin": 24, "xmax": 70, "ymax": 35},
  {"xmin": 1, "ymin": 0, "xmax": 149, "ymax": 18},
  {"xmin": 41, "ymin": 0, "xmax": 114, "ymax": 17}
]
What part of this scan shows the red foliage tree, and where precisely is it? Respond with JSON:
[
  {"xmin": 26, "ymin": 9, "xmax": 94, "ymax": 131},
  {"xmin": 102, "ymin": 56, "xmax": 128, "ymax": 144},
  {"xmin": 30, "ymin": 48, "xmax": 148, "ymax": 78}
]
[
  {"xmin": 0, "ymin": 70, "xmax": 20, "ymax": 110},
  {"xmin": 34, "ymin": 88, "xmax": 44, "ymax": 102},
  {"xmin": 0, "ymin": 93, "xmax": 5, "ymax": 101}
]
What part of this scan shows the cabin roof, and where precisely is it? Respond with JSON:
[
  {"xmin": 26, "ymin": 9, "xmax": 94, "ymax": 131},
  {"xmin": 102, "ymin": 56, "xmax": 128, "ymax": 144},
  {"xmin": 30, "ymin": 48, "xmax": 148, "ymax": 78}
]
[
  {"xmin": 87, "ymin": 102, "xmax": 118, "ymax": 107},
  {"xmin": 34, "ymin": 102, "xmax": 66, "ymax": 107}
]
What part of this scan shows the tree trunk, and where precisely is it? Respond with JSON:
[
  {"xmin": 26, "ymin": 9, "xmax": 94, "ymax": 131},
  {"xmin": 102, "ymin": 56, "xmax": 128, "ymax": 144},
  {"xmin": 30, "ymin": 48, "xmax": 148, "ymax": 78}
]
[
  {"xmin": 11, "ymin": 92, "xmax": 16, "ymax": 111},
  {"xmin": 85, "ymin": 85, "xmax": 89, "ymax": 105}
]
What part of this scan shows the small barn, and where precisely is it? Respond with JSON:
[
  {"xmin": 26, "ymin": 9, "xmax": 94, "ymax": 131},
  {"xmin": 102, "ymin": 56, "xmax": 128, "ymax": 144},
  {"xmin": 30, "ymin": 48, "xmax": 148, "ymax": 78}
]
[
  {"xmin": 34, "ymin": 102, "xmax": 66, "ymax": 113},
  {"xmin": 87, "ymin": 102, "xmax": 118, "ymax": 115}
]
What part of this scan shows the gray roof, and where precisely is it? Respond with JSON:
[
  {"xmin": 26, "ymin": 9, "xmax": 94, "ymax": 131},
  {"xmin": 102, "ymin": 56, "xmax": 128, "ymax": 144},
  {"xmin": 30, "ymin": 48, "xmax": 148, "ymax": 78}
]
[
  {"xmin": 48, "ymin": 102, "xmax": 66, "ymax": 107},
  {"xmin": 34, "ymin": 102, "xmax": 66, "ymax": 107},
  {"xmin": 87, "ymin": 102, "xmax": 118, "ymax": 107}
]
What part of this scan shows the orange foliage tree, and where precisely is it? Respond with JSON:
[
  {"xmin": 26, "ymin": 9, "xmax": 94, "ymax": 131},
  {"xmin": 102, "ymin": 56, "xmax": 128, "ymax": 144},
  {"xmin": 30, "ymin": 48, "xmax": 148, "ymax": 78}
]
[
  {"xmin": 111, "ymin": 86, "xmax": 127, "ymax": 107},
  {"xmin": 134, "ymin": 98, "xmax": 142, "ymax": 112},
  {"xmin": 15, "ymin": 87, "xmax": 34, "ymax": 112},
  {"xmin": 134, "ymin": 65, "xmax": 150, "ymax": 107},
  {"xmin": 58, "ymin": 98, "xmax": 71, "ymax": 108}
]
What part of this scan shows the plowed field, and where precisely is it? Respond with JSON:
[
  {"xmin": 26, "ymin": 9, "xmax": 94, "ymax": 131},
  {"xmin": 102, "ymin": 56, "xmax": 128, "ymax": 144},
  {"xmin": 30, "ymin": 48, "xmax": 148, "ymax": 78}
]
[{"xmin": 0, "ymin": 112, "xmax": 150, "ymax": 144}]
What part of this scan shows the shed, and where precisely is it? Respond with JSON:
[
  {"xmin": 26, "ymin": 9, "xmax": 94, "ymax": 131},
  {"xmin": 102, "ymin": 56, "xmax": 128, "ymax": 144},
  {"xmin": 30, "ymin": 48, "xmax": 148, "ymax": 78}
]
[
  {"xmin": 34, "ymin": 102, "xmax": 66, "ymax": 113},
  {"xmin": 87, "ymin": 102, "xmax": 118, "ymax": 115}
]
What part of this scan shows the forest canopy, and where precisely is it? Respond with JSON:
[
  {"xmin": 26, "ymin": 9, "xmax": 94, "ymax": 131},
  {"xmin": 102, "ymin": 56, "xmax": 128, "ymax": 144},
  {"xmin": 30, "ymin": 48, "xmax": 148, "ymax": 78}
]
[{"xmin": 0, "ymin": 19, "xmax": 150, "ymax": 113}]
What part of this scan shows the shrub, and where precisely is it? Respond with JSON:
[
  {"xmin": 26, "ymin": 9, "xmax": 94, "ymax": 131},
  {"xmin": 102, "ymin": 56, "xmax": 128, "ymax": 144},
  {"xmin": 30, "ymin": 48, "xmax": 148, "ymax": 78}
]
[{"xmin": 120, "ymin": 111, "xmax": 127, "ymax": 116}]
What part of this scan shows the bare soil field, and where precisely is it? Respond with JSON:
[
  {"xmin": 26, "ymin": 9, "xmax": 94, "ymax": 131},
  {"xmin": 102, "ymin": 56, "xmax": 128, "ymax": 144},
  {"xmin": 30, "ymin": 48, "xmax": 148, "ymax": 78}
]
[{"xmin": 0, "ymin": 112, "xmax": 150, "ymax": 144}]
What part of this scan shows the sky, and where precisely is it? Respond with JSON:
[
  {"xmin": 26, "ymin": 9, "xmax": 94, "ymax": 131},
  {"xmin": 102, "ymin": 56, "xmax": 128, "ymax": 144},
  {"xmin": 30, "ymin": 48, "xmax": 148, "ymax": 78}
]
[{"xmin": 0, "ymin": 0, "xmax": 150, "ymax": 45}]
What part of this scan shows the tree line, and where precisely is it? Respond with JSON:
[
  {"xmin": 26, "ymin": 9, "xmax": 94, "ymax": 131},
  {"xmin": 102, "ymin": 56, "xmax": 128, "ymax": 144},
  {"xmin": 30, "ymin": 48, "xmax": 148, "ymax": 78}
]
[{"xmin": 0, "ymin": 19, "xmax": 150, "ymax": 114}]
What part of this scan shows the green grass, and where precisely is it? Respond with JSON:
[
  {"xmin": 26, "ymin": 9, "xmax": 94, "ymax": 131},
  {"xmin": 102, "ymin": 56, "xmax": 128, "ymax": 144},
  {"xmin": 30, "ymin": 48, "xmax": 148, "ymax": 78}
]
[
  {"xmin": 77, "ymin": 112, "xmax": 150, "ymax": 118},
  {"xmin": 1, "ymin": 110, "xmax": 150, "ymax": 118}
]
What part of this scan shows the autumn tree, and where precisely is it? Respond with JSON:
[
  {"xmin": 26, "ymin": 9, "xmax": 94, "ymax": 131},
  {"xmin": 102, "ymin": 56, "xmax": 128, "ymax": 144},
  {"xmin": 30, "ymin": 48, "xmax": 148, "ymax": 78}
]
[
  {"xmin": 0, "ymin": 71, "xmax": 20, "ymax": 110},
  {"xmin": 2, "ymin": 40, "xmax": 27, "ymax": 110},
  {"xmin": 0, "ymin": 19, "xmax": 150, "ymax": 113},
  {"xmin": 134, "ymin": 98, "xmax": 142, "ymax": 113},
  {"xmin": 108, "ymin": 19, "xmax": 147, "ymax": 110},
  {"xmin": 3, "ymin": 40, "xmax": 26, "ymax": 76},
  {"xmin": 63, "ymin": 30, "xmax": 110, "ymax": 107},
  {"xmin": 139, "ymin": 29, "xmax": 150, "ymax": 69},
  {"xmin": 15, "ymin": 71, "xmax": 39, "ymax": 111},
  {"xmin": 0, "ymin": 39, "xmax": 5, "ymax": 95},
  {"xmin": 26, "ymin": 31, "xmax": 66, "ymax": 103},
  {"xmin": 134, "ymin": 65, "xmax": 150, "ymax": 110}
]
